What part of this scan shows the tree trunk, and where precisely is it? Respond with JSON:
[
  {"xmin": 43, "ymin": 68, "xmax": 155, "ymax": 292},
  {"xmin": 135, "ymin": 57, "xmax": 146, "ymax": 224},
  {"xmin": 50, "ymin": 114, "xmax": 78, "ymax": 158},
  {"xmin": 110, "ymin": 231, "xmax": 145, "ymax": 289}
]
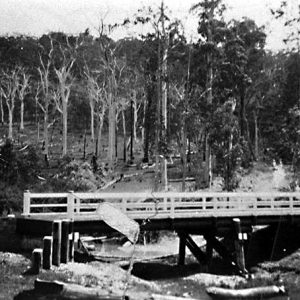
[
  {"xmin": 20, "ymin": 100, "xmax": 24, "ymax": 131},
  {"xmin": 253, "ymin": 110, "xmax": 259, "ymax": 160},
  {"xmin": 132, "ymin": 91, "xmax": 138, "ymax": 143},
  {"xmin": 122, "ymin": 110, "xmax": 127, "ymax": 162},
  {"xmin": 62, "ymin": 97, "xmax": 68, "ymax": 156},
  {"xmin": 43, "ymin": 107, "xmax": 49, "ymax": 156},
  {"xmin": 239, "ymin": 86, "xmax": 247, "ymax": 138},
  {"xmin": 8, "ymin": 108, "xmax": 13, "ymax": 139},
  {"xmin": 205, "ymin": 2, "xmax": 214, "ymax": 189},
  {"xmin": 108, "ymin": 92, "xmax": 116, "ymax": 169},
  {"xmin": 182, "ymin": 124, "xmax": 187, "ymax": 191},
  {"xmin": 160, "ymin": 1, "xmax": 168, "ymax": 191},
  {"xmin": 90, "ymin": 100, "xmax": 95, "ymax": 142},
  {"xmin": 141, "ymin": 97, "xmax": 146, "ymax": 148},
  {"xmin": 0, "ymin": 98, "xmax": 4, "ymax": 125},
  {"xmin": 205, "ymin": 134, "xmax": 212, "ymax": 188},
  {"xmin": 96, "ymin": 115, "xmax": 104, "ymax": 157}
]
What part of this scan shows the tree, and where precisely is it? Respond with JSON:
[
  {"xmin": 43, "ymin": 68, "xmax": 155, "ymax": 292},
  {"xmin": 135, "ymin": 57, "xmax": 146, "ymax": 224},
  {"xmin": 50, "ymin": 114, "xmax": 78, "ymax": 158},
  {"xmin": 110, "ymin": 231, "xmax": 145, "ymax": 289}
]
[
  {"xmin": 0, "ymin": 93, "xmax": 4, "ymax": 125},
  {"xmin": 18, "ymin": 68, "xmax": 31, "ymax": 131},
  {"xmin": 0, "ymin": 67, "xmax": 20, "ymax": 139},
  {"xmin": 37, "ymin": 38, "xmax": 54, "ymax": 159},
  {"xmin": 53, "ymin": 39, "xmax": 76, "ymax": 156},
  {"xmin": 191, "ymin": 0, "xmax": 227, "ymax": 188}
]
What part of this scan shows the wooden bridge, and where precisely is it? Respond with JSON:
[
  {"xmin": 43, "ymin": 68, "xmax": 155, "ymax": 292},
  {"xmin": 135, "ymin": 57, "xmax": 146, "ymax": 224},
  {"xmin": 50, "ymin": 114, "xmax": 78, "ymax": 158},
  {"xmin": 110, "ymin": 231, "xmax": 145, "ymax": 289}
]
[{"xmin": 17, "ymin": 191, "xmax": 300, "ymax": 274}]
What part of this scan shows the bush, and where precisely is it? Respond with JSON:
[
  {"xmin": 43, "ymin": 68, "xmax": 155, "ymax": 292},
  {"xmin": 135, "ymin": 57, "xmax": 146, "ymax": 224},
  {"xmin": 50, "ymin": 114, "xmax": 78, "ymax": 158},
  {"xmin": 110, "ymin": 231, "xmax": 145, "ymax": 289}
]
[{"xmin": 46, "ymin": 159, "xmax": 103, "ymax": 192}]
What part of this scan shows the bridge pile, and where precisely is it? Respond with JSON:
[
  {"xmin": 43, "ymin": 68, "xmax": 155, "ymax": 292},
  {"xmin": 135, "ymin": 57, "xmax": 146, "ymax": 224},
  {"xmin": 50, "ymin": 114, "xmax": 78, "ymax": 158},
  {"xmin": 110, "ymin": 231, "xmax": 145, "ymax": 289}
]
[{"xmin": 30, "ymin": 219, "xmax": 75, "ymax": 274}]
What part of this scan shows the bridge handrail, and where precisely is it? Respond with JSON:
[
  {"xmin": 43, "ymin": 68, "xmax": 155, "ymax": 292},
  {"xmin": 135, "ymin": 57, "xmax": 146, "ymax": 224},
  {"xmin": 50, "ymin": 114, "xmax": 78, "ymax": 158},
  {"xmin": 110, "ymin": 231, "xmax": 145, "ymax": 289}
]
[{"xmin": 23, "ymin": 190, "xmax": 300, "ymax": 219}]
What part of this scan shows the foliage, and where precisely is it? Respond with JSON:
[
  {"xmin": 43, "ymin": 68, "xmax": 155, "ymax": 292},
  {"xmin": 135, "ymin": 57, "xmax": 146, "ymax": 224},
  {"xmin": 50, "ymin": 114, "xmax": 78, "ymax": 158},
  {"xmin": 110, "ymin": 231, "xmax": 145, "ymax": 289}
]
[
  {"xmin": 0, "ymin": 139, "xmax": 41, "ymax": 214},
  {"xmin": 47, "ymin": 159, "xmax": 103, "ymax": 192}
]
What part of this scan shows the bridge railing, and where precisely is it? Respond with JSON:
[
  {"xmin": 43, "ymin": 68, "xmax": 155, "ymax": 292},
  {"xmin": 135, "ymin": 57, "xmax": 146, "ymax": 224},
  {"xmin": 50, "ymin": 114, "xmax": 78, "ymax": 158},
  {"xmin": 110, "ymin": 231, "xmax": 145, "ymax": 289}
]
[{"xmin": 23, "ymin": 191, "xmax": 300, "ymax": 219}]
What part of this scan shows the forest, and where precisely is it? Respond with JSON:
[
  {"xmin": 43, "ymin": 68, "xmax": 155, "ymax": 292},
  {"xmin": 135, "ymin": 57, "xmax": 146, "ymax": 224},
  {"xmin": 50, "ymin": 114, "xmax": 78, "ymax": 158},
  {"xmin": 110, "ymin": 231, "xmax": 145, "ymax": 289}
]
[{"xmin": 0, "ymin": 0, "xmax": 299, "ymax": 213}]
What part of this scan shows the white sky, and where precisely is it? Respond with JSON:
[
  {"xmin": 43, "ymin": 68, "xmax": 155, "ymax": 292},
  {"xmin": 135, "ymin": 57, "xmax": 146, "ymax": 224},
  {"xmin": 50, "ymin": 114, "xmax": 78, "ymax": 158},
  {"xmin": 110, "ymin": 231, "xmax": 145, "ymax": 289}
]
[{"xmin": 0, "ymin": 0, "xmax": 297, "ymax": 51}]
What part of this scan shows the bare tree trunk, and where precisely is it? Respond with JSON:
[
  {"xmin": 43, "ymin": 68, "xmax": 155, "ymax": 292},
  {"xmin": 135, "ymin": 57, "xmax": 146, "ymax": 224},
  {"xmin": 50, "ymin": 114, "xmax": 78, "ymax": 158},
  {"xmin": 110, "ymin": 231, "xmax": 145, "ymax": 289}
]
[
  {"xmin": 141, "ymin": 97, "xmax": 146, "ymax": 147},
  {"xmin": 122, "ymin": 110, "xmax": 127, "ymax": 162},
  {"xmin": 8, "ymin": 108, "xmax": 13, "ymax": 139},
  {"xmin": 96, "ymin": 115, "xmax": 104, "ymax": 157},
  {"xmin": 43, "ymin": 107, "xmax": 49, "ymax": 156},
  {"xmin": 108, "ymin": 92, "xmax": 116, "ymax": 168},
  {"xmin": 90, "ymin": 101, "xmax": 95, "ymax": 142},
  {"xmin": 132, "ymin": 91, "xmax": 138, "ymax": 143},
  {"xmin": 62, "ymin": 95, "xmax": 68, "ymax": 156},
  {"xmin": 205, "ymin": 1, "xmax": 214, "ymax": 189},
  {"xmin": 205, "ymin": 134, "xmax": 212, "ymax": 187},
  {"xmin": 0, "ymin": 98, "xmax": 4, "ymax": 124},
  {"xmin": 182, "ymin": 125, "xmax": 187, "ymax": 191},
  {"xmin": 160, "ymin": 0, "xmax": 168, "ymax": 191},
  {"xmin": 253, "ymin": 110, "xmax": 259, "ymax": 160},
  {"xmin": 20, "ymin": 100, "xmax": 24, "ymax": 131}
]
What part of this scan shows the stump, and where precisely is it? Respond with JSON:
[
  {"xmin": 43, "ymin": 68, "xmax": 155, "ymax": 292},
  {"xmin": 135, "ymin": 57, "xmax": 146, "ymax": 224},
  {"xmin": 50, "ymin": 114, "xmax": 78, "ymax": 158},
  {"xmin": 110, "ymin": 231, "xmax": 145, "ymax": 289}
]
[
  {"xmin": 31, "ymin": 248, "xmax": 43, "ymax": 274},
  {"xmin": 61, "ymin": 220, "xmax": 70, "ymax": 263},
  {"xmin": 43, "ymin": 236, "xmax": 52, "ymax": 269},
  {"xmin": 52, "ymin": 220, "xmax": 62, "ymax": 266}
]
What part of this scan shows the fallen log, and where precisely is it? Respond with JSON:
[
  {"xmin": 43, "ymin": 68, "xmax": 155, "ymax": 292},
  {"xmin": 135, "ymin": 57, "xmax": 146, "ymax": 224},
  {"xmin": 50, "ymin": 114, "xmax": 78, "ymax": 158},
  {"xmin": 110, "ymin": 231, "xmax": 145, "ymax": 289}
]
[
  {"xmin": 151, "ymin": 294, "xmax": 198, "ymax": 300},
  {"xmin": 34, "ymin": 279, "xmax": 129, "ymax": 299},
  {"xmin": 206, "ymin": 285, "xmax": 286, "ymax": 299}
]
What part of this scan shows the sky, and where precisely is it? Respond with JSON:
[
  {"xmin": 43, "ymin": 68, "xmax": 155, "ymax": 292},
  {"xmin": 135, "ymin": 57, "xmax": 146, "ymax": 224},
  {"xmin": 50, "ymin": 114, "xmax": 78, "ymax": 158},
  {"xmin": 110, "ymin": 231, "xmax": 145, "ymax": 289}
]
[{"xmin": 0, "ymin": 0, "xmax": 297, "ymax": 51}]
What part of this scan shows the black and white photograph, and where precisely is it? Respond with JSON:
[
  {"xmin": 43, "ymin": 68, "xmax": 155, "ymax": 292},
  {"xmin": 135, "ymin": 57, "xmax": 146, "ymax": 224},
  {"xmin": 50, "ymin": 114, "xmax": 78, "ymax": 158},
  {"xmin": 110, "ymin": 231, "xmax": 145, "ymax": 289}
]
[{"xmin": 0, "ymin": 0, "xmax": 299, "ymax": 299}]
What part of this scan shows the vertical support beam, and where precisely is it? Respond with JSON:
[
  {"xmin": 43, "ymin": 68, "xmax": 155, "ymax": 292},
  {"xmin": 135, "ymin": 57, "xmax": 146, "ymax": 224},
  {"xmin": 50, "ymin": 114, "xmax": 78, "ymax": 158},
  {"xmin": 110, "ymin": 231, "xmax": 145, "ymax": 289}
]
[
  {"xmin": 52, "ymin": 220, "xmax": 62, "ymax": 266},
  {"xmin": 23, "ymin": 190, "xmax": 31, "ymax": 215},
  {"xmin": 178, "ymin": 232, "xmax": 186, "ymax": 266},
  {"xmin": 42, "ymin": 236, "xmax": 52, "ymax": 270},
  {"xmin": 69, "ymin": 220, "xmax": 74, "ymax": 262},
  {"xmin": 61, "ymin": 220, "xmax": 70, "ymax": 264},
  {"xmin": 205, "ymin": 234, "xmax": 213, "ymax": 268},
  {"xmin": 31, "ymin": 248, "xmax": 43, "ymax": 274},
  {"xmin": 233, "ymin": 218, "xmax": 247, "ymax": 275}
]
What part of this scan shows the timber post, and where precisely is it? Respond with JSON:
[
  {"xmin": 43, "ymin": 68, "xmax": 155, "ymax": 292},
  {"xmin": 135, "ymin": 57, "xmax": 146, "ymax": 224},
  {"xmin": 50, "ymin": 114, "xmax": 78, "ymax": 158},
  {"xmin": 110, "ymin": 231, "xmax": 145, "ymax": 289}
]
[
  {"xmin": 52, "ymin": 220, "xmax": 62, "ymax": 266},
  {"xmin": 178, "ymin": 232, "xmax": 186, "ymax": 266},
  {"xmin": 204, "ymin": 233, "xmax": 214, "ymax": 269},
  {"xmin": 23, "ymin": 190, "xmax": 31, "ymax": 215},
  {"xmin": 69, "ymin": 219, "xmax": 75, "ymax": 262},
  {"xmin": 61, "ymin": 219, "xmax": 70, "ymax": 264},
  {"xmin": 233, "ymin": 218, "xmax": 247, "ymax": 275},
  {"xmin": 67, "ymin": 191, "xmax": 75, "ymax": 219},
  {"xmin": 42, "ymin": 236, "xmax": 52, "ymax": 269},
  {"xmin": 31, "ymin": 248, "xmax": 43, "ymax": 274}
]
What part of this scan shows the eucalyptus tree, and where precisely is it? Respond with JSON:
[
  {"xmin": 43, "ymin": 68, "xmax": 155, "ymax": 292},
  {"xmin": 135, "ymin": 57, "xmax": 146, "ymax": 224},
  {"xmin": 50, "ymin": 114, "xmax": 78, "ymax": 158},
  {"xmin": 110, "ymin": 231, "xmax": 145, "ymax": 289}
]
[
  {"xmin": 190, "ymin": 0, "xmax": 228, "ymax": 188},
  {"xmin": 0, "ymin": 67, "xmax": 22, "ymax": 139},
  {"xmin": 18, "ymin": 68, "xmax": 31, "ymax": 131},
  {"xmin": 51, "ymin": 33, "xmax": 79, "ymax": 156},
  {"xmin": 131, "ymin": 1, "xmax": 186, "ymax": 190}
]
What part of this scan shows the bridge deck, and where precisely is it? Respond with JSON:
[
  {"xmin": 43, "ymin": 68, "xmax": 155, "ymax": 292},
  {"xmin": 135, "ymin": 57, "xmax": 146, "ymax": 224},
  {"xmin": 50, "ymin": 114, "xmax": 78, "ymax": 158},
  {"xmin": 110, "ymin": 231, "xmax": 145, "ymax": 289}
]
[{"xmin": 16, "ymin": 191, "xmax": 300, "ymax": 236}]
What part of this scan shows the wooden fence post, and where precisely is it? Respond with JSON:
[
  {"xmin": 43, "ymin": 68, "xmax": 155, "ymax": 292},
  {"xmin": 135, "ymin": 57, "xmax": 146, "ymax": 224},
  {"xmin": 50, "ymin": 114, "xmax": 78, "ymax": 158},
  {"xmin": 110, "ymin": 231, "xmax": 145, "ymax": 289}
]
[
  {"xmin": 43, "ymin": 236, "xmax": 52, "ymax": 269},
  {"xmin": 52, "ymin": 220, "xmax": 62, "ymax": 266},
  {"xmin": 23, "ymin": 190, "xmax": 31, "ymax": 215},
  {"xmin": 61, "ymin": 220, "xmax": 70, "ymax": 264},
  {"xmin": 31, "ymin": 248, "xmax": 43, "ymax": 274}
]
